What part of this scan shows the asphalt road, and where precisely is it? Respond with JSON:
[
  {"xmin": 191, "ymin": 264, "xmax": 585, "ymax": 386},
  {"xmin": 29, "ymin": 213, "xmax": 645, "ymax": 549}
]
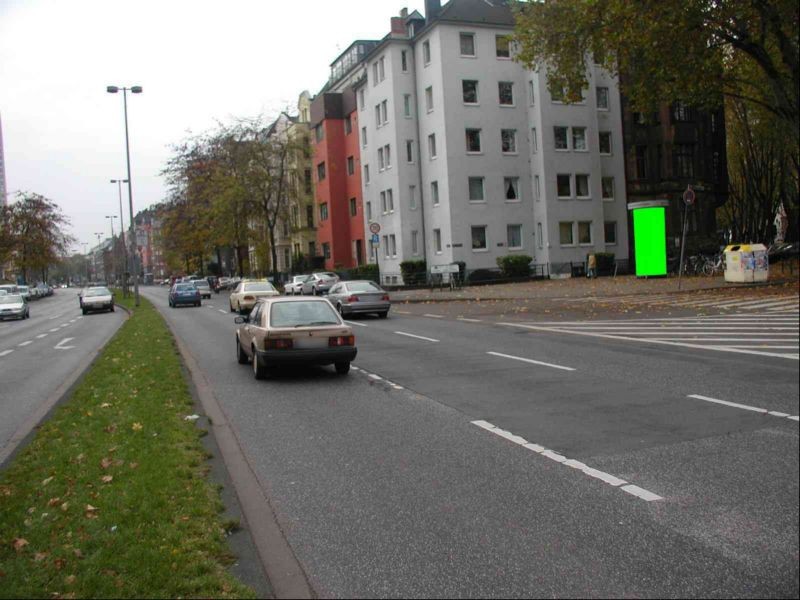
[
  {"xmin": 0, "ymin": 290, "xmax": 126, "ymax": 462},
  {"xmin": 142, "ymin": 286, "xmax": 799, "ymax": 598}
]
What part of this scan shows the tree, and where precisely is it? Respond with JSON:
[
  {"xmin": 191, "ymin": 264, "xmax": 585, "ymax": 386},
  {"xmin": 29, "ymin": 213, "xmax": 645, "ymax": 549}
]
[
  {"xmin": 4, "ymin": 192, "xmax": 75, "ymax": 283},
  {"xmin": 513, "ymin": 0, "xmax": 799, "ymax": 136}
]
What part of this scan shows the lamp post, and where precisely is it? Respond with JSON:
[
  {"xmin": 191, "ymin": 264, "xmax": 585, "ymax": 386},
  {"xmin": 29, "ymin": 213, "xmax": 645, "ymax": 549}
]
[
  {"xmin": 110, "ymin": 179, "xmax": 129, "ymax": 296},
  {"xmin": 107, "ymin": 85, "xmax": 142, "ymax": 306},
  {"xmin": 105, "ymin": 215, "xmax": 118, "ymax": 285},
  {"xmin": 81, "ymin": 243, "xmax": 89, "ymax": 284},
  {"xmin": 94, "ymin": 232, "xmax": 104, "ymax": 283}
]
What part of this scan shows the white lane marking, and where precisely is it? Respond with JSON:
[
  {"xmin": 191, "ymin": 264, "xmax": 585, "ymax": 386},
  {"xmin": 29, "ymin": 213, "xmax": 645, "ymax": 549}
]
[
  {"xmin": 18, "ymin": 341, "xmax": 33, "ymax": 347},
  {"xmin": 394, "ymin": 331, "xmax": 440, "ymax": 343},
  {"xmin": 688, "ymin": 394, "xmax": 798, "ymax": 421},
  {"xmin": 345, "ymin": 320, "xmax": 368, "ymax": 327},
  {"xmin": 0, "ymin": 350, "xmax": 13, "ymax": 357},
  {"xmin": 457, "ymin": 318, "xmax": 483, "ymax": 323},
  {"xmin": 54, "ymin": 338, "xmax": 76, "ymax": 350},
  {"xmin": 788, "ymin": 416, "xmax": 800, "ymax": 422},
  {"xmin": 487, "ymin": 351, "xmax": 576, "ymax": 372},
  {"xmin": 424, "ymin": 314, "xmax": 444, "ymax": 319},
  {"xmin": 48, "ymin": 328, "xmax": 60, "ymax": 333},
  {"xmin": 368, "ymin": 374, "xmax": 382, "ymax": 381},
  {"xmin": 394, "ymin": 310, "xmax": 412, "ymax": 315},
  {"xmin": 77, "ymin": 316, "xmax": 83, "ymax": 319},
  {"xmin": 69, "ymin": 319, "xmax": 76, "ymax": 323},
  {"xmin": 218, "ymin": 309, "xmax": 227, "ymax": 314},
  {"xmin": 471, "ymin": 421, "xmax": 662, "ymax": 501},
  {"xmin": 725, "ymin": 345, "xmax": 798, "ymax": 349},
  {"xmin": 36, "ymin": 334, "xmax": 48, "ymax": 339},
  {"xmin": 499, "ymin": 323, "xmax": 799, "ymax": 361}
]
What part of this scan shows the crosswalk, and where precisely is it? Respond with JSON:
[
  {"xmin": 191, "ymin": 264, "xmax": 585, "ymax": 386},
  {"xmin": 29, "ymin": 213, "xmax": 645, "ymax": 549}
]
[
  {"xmin": 564, "ymin": 293, "xmax": 798, "ymax": 315},
  {"xmin": 501, "ymin": 313, "xmax": 800, "ymax": 360}
]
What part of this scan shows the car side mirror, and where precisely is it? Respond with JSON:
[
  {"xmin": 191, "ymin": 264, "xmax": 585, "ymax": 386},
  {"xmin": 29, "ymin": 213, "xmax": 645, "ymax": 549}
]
[{"xmin": 234, "ymin": 316, "xmax": 246, "ymax": 324}]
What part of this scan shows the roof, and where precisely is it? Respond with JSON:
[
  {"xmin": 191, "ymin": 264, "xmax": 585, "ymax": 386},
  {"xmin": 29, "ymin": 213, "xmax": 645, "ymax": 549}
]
[{"xmin": 437, "ymin": 0, "xmax": 514, "ymax": 27}]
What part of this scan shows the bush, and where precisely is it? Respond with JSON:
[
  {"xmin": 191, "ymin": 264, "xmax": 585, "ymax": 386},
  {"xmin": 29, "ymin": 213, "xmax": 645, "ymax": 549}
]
[
  {"xmin": 496, "ymin": 254, "xmax": 533, "ymax": 278},
  {"xmin": 593, "ymin": 252, "xmax": 615, "ymax": 274},
  {"xmin": 400, "ymin": 260, "xmax": 426, "ymax": 285},
  {"xmin": 350, "ymin": 264, "xmax": 379, "ymax": 281},
  {"xmin": 468, "ymin": 269, "xmax": 504, "ymax": 283}
]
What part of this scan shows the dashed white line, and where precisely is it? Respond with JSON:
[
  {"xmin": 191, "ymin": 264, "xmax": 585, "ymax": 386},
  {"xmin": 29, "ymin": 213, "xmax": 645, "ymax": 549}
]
[
  {"xmin": 36, "ymin": 334, "xmax": 48, "ymax": 339},
  {"xmin": 457, "ymin": 318, "xmax": 483, "ymax": 323},
  {"xmin": 0, "ymin": 350, "xmax": 13, "ymax": 357},
  {"xmin": 394, "ymin": 310, "xmax": 412, "ymax": 315},
  {"xmin": 394, "ymin": 331, "xmax": 440, "ymax": 343},
  {"xmin": 487, "ymin": 351, "xmax": 576, "ymax": 372},
  {"xmin": 49, "ymin": 328, "xmax": 60, "ymax": 333},
  {"xmin": 18, "ymin": 341, "xmax": 32, "ymax": 347},
  {"xmin": 688, "ymin": 394, "xmax": 798, "ymax": 421},
  {"xmin": 345, "ymin": 320, "xmax": 368, "ymax": 327},
  {"xmin": 621, "ymin": 485, "xmax": 664, "ymax": 502},
  {"xmin": 218, "ymin": 309, "xmax": 227, "ymax": 314},
  {"xmin": 424, "ymin": 314, "xmax": 444, "ymax": 319}
]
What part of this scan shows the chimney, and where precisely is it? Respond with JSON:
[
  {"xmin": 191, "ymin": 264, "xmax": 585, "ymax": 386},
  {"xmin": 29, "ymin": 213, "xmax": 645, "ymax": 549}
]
[
  {"xmin": 425, "ymin": 0, "xmax": 441, "ymax": 20},
  {"xmin": 400, "ymin": 7, "xmax": 408, "ymax": 18},
  {"xmin": 390, "ymin": 16, "xmax": 408, "ymax": 36}
]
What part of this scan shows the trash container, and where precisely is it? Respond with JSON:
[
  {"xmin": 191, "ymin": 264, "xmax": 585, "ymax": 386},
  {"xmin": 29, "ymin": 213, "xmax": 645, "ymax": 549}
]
[{"xmin": 724, "ymin": 244, "xmax": 769, "ymax": 283}]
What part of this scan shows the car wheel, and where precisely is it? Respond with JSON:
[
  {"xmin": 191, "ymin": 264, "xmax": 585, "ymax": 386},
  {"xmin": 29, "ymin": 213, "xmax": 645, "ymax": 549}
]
[
  {"xmin": 82, "ymin": 308, "xmax": 87, "ymax": 315},
  {"xmin": 236, "ymin": 337, "xmax": 248, "ymax": 364},
  {"xmin": 336, "ymin": 303, "xmax": 343, "ymax": 315},
  {"xmin": 312, "ymin": 287, "xmax": 318, "ymax": 296},
  {"xmin": 252, "ymin": 347, "xmax": 267, "ymax": 380},
  {"xmin": 230, "ymin": 302, "xmax": 235, "ymax": 313},
  {"xmin": 110, "ymin": 305, "xmax": 115, "ymax": 312},
  {"xmin": 379, "ymin": 311, "xmax": 389, "ymax": 319},
  {"xmin": 335, "ymin": 362, "xmax": 350, "ymax": 375}
]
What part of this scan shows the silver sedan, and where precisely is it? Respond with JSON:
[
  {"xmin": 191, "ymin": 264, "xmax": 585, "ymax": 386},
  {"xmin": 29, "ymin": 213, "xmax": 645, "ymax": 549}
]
[{"xmin": 327, "ymin": 280, "xmax": 390, "ymax": 318}]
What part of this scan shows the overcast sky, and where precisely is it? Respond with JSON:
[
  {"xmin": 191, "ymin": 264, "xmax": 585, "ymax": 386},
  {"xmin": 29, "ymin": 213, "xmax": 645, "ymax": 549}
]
[{"xmin": 0, "ymin": 0, "xmax": 410, "ymax": 252}]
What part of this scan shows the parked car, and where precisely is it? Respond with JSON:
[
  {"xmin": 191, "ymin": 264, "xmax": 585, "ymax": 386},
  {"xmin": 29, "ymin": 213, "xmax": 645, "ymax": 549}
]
[
  {"xmin": 229, "ymin": 281, "xmax": 280, "ymax": 313},
  {"xmin": 194, "ymin": 279, "xmax": 212, "ymax": 299},
  {"xmin": 0, "ymin": 294, "xmax": 29, "ymax": 320},
  {"xmin": 327, "ymin": 280, "xmax": 391, "ymax": 318},
  {"xmin": 82, "ymin": 287, "xmax": 115, "ymax": 314},
  {"xmin": 234, "ymin": 296, "xmax": 357, "ymax": 378},
  {"xmin": 0, "ymin": 285, "xmax": 18, "ymax": 295},
  {"xmin": 0, "ymin": 290, "xmax": 7, "ymax": 296},
  {"xmin": 301, "ymin": 272, "xmax": 340, "ymax": 296},
  {"xmin": 17, "ymin": 285, "xmax": 31, "ymax": 301},
  {"xmin": 169, "ymin": 283, "xmax": 201, "ymax": 308},
  {"xmin": 284, "ymin": 275, "xmax": 310, "ymax": 295}
]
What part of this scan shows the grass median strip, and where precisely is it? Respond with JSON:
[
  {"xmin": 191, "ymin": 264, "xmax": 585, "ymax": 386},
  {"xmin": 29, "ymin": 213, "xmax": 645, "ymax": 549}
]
[{"xmin": 0, "ymin": 294, "xmax": 254, "ymax": 598}]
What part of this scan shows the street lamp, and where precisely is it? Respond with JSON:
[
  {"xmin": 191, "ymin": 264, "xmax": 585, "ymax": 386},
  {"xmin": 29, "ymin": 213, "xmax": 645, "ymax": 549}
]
[
  {"xmin": 110, "ymin": 179, "xmax": 129, "ymax": 296},
  {"xmin": 107, "ymin": 85, "xmax": 142, "ymax": 306},
  {"xmin": 94, "ymin": 232, "xmax": 104, "ymax": 283},
  {"xmin": 81, "ymin": 243, "xmax": 89, "ymax": 284},
  {"xmin": 105, "ymin": 215, "xmax": 118, "ymax": 284}
]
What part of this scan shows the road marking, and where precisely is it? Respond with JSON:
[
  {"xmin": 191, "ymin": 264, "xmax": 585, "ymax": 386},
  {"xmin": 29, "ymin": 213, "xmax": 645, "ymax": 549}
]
[
  {"xmin": 687, "ymin": 394, "xmax": 798, "ymax": 421},
  {"xmin": 69, "ymin": 319, "xmax": 76, "ymax": 323},
  {"xmin": 345, "ymin": 320, "xmax": 368, "ymax": 327},
  {"xmin": 18, "ymin": 341, "xmax": 32, "ymax": 347},
  {"xmin": 54, "ymin": 338, "xmax": 76, "ymax": 350},
  {"xmin": 471, "ymin": 421, "xmax": 662, "ymax": 502},
  {"xmin": 394, "ymin": 331, "xmax": 440, "ymax": 343},
  {"xmin": 218, "ymin": 309, "xmax": 227, "ymax": 314},
  {"xmin": 487, "ymin": 351, "xmax": 576, "ymax": 372},
  {"xmin": 36, "ymin": 334, "xmax": 48, "ymax": 339},
  {"xmin": 394, "ymin": 310, "xmax": 411, "ymax": 315},
  {"xmin": 49, "ymin": 328, "xmax": 60, "ymax": 332},
  {"xmin": 424, "ymin": 314, "xmax": 444, "ymax": 319},
  {"xmin": 0, "ymin": 350, "xmax": 13, "ymax": 357},
  {"xmin": 457, "ymin": 318, "xmax": 483, "ymax": 323}
]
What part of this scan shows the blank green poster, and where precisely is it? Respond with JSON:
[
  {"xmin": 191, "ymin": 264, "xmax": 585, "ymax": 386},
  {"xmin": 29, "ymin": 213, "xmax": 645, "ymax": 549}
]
[{"xmin": 633, "ymin": 207, "xmax": 667, "ymax": 276}]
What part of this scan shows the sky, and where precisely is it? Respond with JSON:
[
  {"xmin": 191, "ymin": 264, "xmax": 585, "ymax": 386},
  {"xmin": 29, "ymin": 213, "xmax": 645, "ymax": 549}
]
[{"xmin": 0, "ymin": 0, "xmax": 410, "ymax": 252}]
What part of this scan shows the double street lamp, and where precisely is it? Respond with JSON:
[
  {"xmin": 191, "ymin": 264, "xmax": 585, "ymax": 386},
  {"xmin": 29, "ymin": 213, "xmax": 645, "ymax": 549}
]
[
  {"xmin": 107, "ymin": 85, "xmax": 142, "ymax": 306},
  {"xmin": 110, "ymin": 179, "xmax": 129, "ymax": 295}
]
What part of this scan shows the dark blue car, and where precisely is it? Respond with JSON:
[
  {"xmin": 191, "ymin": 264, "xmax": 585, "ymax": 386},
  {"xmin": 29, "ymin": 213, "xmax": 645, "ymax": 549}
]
[{"xmin": 169, "ymin": 283, "xmax": 201, "ymax": 308}]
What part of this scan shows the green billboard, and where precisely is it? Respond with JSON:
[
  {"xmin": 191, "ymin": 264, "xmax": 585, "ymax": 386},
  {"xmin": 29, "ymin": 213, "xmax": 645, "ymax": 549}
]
[{"xmin": 632, "ymin": 206, "xmax": 667, "ymax": 277}]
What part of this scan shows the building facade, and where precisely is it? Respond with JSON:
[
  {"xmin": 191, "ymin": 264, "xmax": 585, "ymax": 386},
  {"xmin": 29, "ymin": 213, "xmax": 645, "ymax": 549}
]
[{"xmin": 0, "ymin": 112, "xmax": 7, "ymax": 208}]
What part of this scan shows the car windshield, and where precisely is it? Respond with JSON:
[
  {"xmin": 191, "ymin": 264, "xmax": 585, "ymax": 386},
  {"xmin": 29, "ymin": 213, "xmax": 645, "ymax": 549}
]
[
  {"xmin": 85, "ymin": 288, "xmax": 111, "ymax": 297},
  {"xmin": 194, "ymin": 281, "xmax": 209, "ymax": 288},
  {"xmin": 18, "ymin": 286, "xmax": 29, "ymax": 292},
  {"xmin": 270, "ymin": 301, "xmax": 340, "ymax": 328},
  {"xmin": 1, "ymin": 295, "xmax": 23, "ymax": 303},
  {"xmin": 316, "ymin": 273, "xmax": 337, "ymax": 279},
  {"xmin": 245, "ymin": 283, "xmax": 276, "ymax": 292},
  {"xmin": 347, "ymin": 282, "xmax": 382, "ymax": 293},
  {"xmin": 294, "ymin": 276, "xmax": 308, "ymax": 283},
  {"xmin": 176, "ymin": 284, "xmax": 195, "ymax": 291}
]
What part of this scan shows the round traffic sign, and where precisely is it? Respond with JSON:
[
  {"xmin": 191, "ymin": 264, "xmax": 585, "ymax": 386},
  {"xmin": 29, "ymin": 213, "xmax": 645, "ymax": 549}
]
[
  {"xmin": 369, "ymin": 222, "xmax": 381, "ymax": 234},
  {"xmin": 683, "ymin": 186, "xmax": 696, "ymax": 206}
]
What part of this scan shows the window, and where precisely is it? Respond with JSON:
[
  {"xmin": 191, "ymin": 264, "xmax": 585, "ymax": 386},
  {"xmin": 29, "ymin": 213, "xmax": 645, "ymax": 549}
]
[
  {"xmin": 361, "ymin": 126, "xmax": 367, "ymax": 147},
  {"xmin": 317, "ymin": 162, "xmax": 326, "ymax": 181},
  {"xmin": 411, "ymin": 230, "xmax": 419, "ymax": 255},
  {"xmin": 364, "ymin": 164, "xmax": 370, "ymax": 184},
  {"xmin": 499, "ymin": 81, "xmax": 514, "ymax": 105},
  {"xmin": 468, "ymin": 177, "xmax": 485, "ymax": 202},
  {"xmin": 319, "ymin": 203, "xmax": 329, "ymax": 221},
  {"xmin": 375, "ymin": 104, "xmax": 382, "ymax": 127},
  {"xmin": 366, "ymin": 201, "xmax": 372, "ymax": 221},
  {"xmin": 403, "ymin": 94, "xmax": 412, "ymax": 117},
  {"xmin": 384, "ymin": 144, "xmax": 391, "ymax": 168},
  {"xmin": 575, "ymin": 174, "xmax": 590, "ymax": 198},
  {"xmin": 383, "ymin": 235, "xmax": 390, "ymax": 258},
  {"xmin": 322, "ymin": 243, "xmax": 331, "ymax": 259},
  {"xmin": 425, "ymin": 86, "xmax": 433, "ymax": 112},
  {"xmin": 344, "ymin": 116, "xmax": 352, "ymax": 135},
  {"xmin": 423, "ymin": 40, "xmax": 431, "ymax": 65},
  {"xmin": 507, "ymin": 225, "xmax": 522, "ymax": 249},
  {"xmin": 496, "ymin": 35, "xmax": 511, "ymax": 58},
  {"xmin": 673, "ymin": 102, "xmax": 692, "ymax": 122},
  {"xmin": 381, "ymin": 100, "xmax": 388, "ymax": 124},
  {"xmin": 501, "ymin": 129, "xmax": 517, "ymax": 154},
  {"xmin": 604, "ymin": 222, "xmax": 617, "ymax": 245},
  {"xmin": 537, "ymin": 222, "xmax": 543, "ymax": 248},
  {"xmin": 554, "ymin": 126, "xmax": 569, "ymax": 150},
  {"xmin": 596, "ymin": 87, "xmax": 609, "ymax": 110},
  {"xmin": 551, "ymin": 85, "xmax": 567, "ymax": 102},
  {"xmin": 599, "ymin": 131, "xmax": 612, "ymax": 154},
  {"xmin": 314, "ymin": 125, "xmax": 324, "ymax": 143},
  {"xmin": 372, "ymin": 62, "xmax": 379, "ymax": 85},
  {"xmin": 401, "ymin": 50, "xmax": 408, "ymax": 72},
  {"xmin": 528, "ymin": 81, "xmax": 535, "ymax": 105},
  {"xmin": 386, "ymin": 188, "xmax": 394, "ymax": 212},
  {"xmin": 431, "ymin": 181, "xmax": 440, "ymax": 205},
  {"xmin": 578, "ymin": 221, "xmax": 592, "ymax": 245},
  {"xmin": 471, "ymin": 226, "xmax": 487, "ymax": 251},
  {"xmin": 307, "ymin": 205, "xmax": 314, "ymax": 228},
  {"xmin": 428, "ymin": 134, "xmax": 437, "ymax": 159},
  {"xmin": 557, "ymin": 174, "xmax": 571, "ymax": 198},
  {"xmin": 531, "ymin": 128, "xmax": 538, "ymax": 153},
  {"xmin": 347, "ymin": 156, "xmax": 354, "ymax": 175},
  {"xmin": 380, "ymin": 190, "xmax": 387, "ymax": 213},
  {"xmin": 378, "ymin": 147, "xmax": 385, "ymax": 170},
  {"xmin": 602, "ymin": 177, "xmax": 614, "ymax": 201},
  {"xmin": 359, "ymin": 89, "xmax": 365, "ymax": 110},
  {"xmin": 379, "ymin": 56, "xmax": 385, "ymax": 81},
  {"xmin": 409, "ymin": 185, "xmax": 417, "ymax": 209},
  {"xmin": 466, "ymin": 128, "xmax": 482, "ymax": 153},
  {"xmin": 673, "ymin": 144, "xmax": 695, "ymax": 177},
  {"xmin": 504, "ymin": 177, "xmax": 519, "ymax": 202},
  {"xmin": 572, "ymin": 127, "xmax": 587, "ymax": 151},
  {"xmin": 389, "ymin": 234, "xmax": 397, "ymax": 257},
  {"xmin": 349, "ymin": 198, "xmax": 357, "ymax": 216},
  {"xmin": 460, "ymin": 32, "xmax": 475, "ymax": 56},
  {"xmin": 534, "ymin": 175, "xmax": 541, "ymax": 201},
  {"xmin": 559, "ymin": 222, "xmax": 574, "ymax": 245},
  {"xmin": 406, "ymin": 140, "xmax": 414, "ymax": 163},
  {"xmin": 462, "ymin": 80, "xmax": 478, "ymax": 104},
  {"xmin": 434, "ymin": 228, "xmax": 442, "ymax": 253},
  {"xmin": 304, "ymin": 169, "xmax": 312, "ymax": 194},
  {"xmin": 636, "ymin": 146, "xmax": 648, "ymax": 179},
  {"xmin": 308, "ymin": 241, "xmax": 316, "ymax": 256}
]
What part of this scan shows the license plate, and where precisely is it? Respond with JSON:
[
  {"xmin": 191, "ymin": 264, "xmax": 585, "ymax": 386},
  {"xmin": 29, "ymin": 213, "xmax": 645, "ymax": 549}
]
[{"xmin": 293, "ymin": 337, "xmax": 328, "ymax": 349}]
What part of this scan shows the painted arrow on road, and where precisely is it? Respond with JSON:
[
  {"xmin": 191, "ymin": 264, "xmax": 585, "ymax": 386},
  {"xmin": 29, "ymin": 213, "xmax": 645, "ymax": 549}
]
[{"xmin": 54, "ymin": 338, "xmax": 76, "ymax": 350}]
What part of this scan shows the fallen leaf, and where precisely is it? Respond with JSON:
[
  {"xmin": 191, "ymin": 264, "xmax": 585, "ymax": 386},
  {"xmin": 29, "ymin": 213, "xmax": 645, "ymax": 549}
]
[
  {"xmin": 100, "ymin": 458, "xmax": 113, "ymax": 470},
  {"xmin": 131, "ymin": 422, "xmax": 143, "ymax": 432},
  {"xmin": 13, "ymin": 538, "xmax": 29, "ymax": 552},
  {"xmin": 54, "ymin": 558, "xmax": 66, "ymax": 570},
  {"xmin": 34, "ymin": 552, "xmax": 48, "ymax": 562},
  {"xmin": 73, "ymin": 549, "xmax": 83, "ymax": 559},
  {"xmin": 101, "ymin": 476, "xmax": 113, "ymax": 484},
  {"xmin": 84, "ymin": 505, "xmax": 99, "ymax": 519},
  {"xmin": 60, "ymin": 502, "xmax": 69, "ymax": 512},
  {"xmin": 65, "ymin": 575, "xmax": 76, "ymax": 585},
  {"xmin": 42, "ymin": 477, "xmax": 54, "ymax": 486},
  {"xmin": 100, "ymin": 403, "xmax": 111, "ymax": 409},
  {"xmin": 129, "ymin": 462, "xmax": 139, "ymax": 470},
  {"xmin": 47, "ymin": 498, "xmax": 61, "ymax": 507}
]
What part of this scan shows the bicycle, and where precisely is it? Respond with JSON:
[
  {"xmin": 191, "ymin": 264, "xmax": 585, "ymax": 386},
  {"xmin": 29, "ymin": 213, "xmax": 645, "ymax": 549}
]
[{"xmin": 701, "ymin": 253, "xmax": 725, "ymax": 276}]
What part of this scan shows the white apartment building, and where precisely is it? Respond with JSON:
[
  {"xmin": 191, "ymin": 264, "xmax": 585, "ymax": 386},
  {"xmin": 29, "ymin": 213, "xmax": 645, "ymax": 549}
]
[{"xmin": 357, "ymin": 0, "xmax": 629, "ymax": 281}]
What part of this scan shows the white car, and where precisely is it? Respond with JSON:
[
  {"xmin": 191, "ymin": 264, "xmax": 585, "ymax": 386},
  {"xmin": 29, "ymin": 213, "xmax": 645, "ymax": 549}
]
[
  {"xmin": 194, "ymin": 280, "xmax": 212, "ymax": 299},
  {"xmin": 0, "ymin": 294, "xmax": 29, "ymax": 320},
  {"xmin": 301, "ymin": 272, "xmax": 340, "ymax": 296},
  {"xmin": 82, "ymin": 287, "xmax": 115, "ymax": 314},
  {"xmin": 229, "ymin": 281, "xmax": 280, "ymax": 313},
  {"xmin": 284, "ymin": 275, "xmax": 310, "ymax": 295}
]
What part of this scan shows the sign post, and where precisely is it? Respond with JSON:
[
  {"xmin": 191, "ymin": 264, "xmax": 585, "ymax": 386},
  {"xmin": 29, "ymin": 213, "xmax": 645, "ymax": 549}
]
[
  {"xmin": 369, "ymin": 223, "xmax": 381, "ymax": 284},
  {"xmin": 677, "ymin": 185, "xmax": 695, "ymax": 291}
]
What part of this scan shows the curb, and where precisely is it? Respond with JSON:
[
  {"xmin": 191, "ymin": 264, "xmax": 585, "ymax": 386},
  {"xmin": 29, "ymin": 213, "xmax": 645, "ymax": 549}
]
[{"xmin": 170, "ymin": 331, "xmax": 315, "ymax": 600}]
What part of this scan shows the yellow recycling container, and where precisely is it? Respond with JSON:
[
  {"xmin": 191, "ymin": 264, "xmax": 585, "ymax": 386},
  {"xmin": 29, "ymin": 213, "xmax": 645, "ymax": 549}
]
[{"xmin": 724, "ymin": 244, "xmax": 769, "ymax": 283}]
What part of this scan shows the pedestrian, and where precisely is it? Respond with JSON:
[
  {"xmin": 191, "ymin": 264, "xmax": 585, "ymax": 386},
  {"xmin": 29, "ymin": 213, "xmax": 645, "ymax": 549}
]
[{"xmin": 587, "ymin": 254, "xmax": 597, "ymax": 279}]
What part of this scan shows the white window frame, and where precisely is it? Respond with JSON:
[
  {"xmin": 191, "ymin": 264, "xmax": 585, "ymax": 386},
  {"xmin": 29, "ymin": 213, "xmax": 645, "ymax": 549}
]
[
  {"xmin": 554, "ymin": 126, "xmax": 569, "ymax": 151},
  {"xmin": 495, "ymin": 35, "xmax": 511, "ymax": 59},
  {"xmin": 431, "ymin": 181, "xmax": 440, "ymax": 206},
  {"xmin": 531, "ymin": 127, "xmax": 538, "ymax": 153},
  {"xmin": 507, "ymin": 224, "xmax": 523, "ymax": 250},
  {"xmin": 381, "ymin": 100, "xmax": 388, "ymax": 125},
  {"xmin": 364, "ymin": 164, "xmax": 370, "ymax": 184},
  {"xmin": 423, "ymin": 40, "xmax": 431, "ymax": 65},
  {"xmin": 425, "ymin": 86, "xmax": 434, "ymax": 112},
  {"xmin": 537, "ymin": 222, "xmax": 543, "ymax": 249},
  {"xmin": 599, "ymin": 131, "xmax": 612, "ymax": 155},
  {"xmin": 528, "ymin": 81, "xmax": 535, "ymax": 105},
  {"xmin": 403, "ymin": 94, "xmax": 412, "ymax": 118},
  {"xmin": 466, "ymin": 128, "xmax": 482, "ymax": 154},
  {"xmin": 572, "ymin": 127, "xmax": 587, "ymax": 152},
  {"xmin": 498, "ymin": 81, "xmax": 515, "ymax": 106},
  {"xmin": 534, "ymin": 175, "xmax": 541, "ymax": 202},
  {"xmin": 366, "ymin": 200, "xmax": 372, "ymax": 221},
  {"xmin": 406, "ymin": 140, "xmax": 415, "ymax": 164},
  {"xmin": 556, "ymin": 174, "xmax": 572, "ymax": 199},
  {"xmin": 575, "ymin": 174, "xmax": 590, "ymax": 199},
  {"xmin": 462, "ymin": 80, "xmax": 479, "ymax": 105},
  {"xmin": 387, "ymin": 188, "xmax": 394, "ymax": 212},
  {"xmin": 459, "ymin": 32, "xmax": 476, "ymax": 57},
  {"xmin": 604, "ymin": 221, "xmax": 617, "ymax": 245},
  {"xmin": 471, "ymin": 225, "xmax": 488, "ymax": 252},
  {"xmin": 559, "ymin": 221, "xmax": 575, "ymax": 246},
  {"xmin": 380, "ymin": 190, "xmax": 387, "ymax": 213},
  {"xmin": 411, "ymin": 230, "xmax": 419, "ymax": 255},
  {"xmin": 578, "ymin": 221, "xmax": 593, "ymax": 246},
  {"xmin": 501, "ymin": 129, "xmax": 518, "ymax": 154},
  {"xmin": 596, "ymin": 86, "xmax": 609, "ymax": 110},
  {"xmin": 401, "ymin": 50, "xmax": 408, "ymax": 73},
  {"xmin": 389, "ymin": 234, "xmax": 397, "ymax": 257},
  {"xmin": 409, "ymin": 185, "xmax": 417, "ymax": 210},
  {"xmin": 434, "ymin": 228, "xmax": 442, "ymax": 254},
  {"xmin": 378, "ymin": 147, "xmax": 385, "ymax": 171},
  {"xmin": 361, "ymin": 126, "xmax": 367, "ymax": 147},
  {"xmin": 428, "ymin": 134, "xmax": 437, "ymax": 159},
  {"xmin": 602, "ymin": 177, "xmax": 615, "ymax": 202},
  {"xmin": 504, "ymin": 177, "xmax": 520, "ymax": 203},
  {"xmin": 468, "ymin": 176, "xmax": 485, "ymax": 203},
  {"xmin": 384, "ymin": 144, "xmax": 392, "ymax": 169}
]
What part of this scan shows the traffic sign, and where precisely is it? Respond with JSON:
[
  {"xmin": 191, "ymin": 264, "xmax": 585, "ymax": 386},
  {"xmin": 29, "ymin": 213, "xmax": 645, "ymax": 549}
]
[
  {"xmin": 683, "ymin": 186, "xmax": 696, "ymax": 206},
  {"xmin": 369, "ymin": 222, "xmax": 381, "ymax": 234},
  {"xmin": 371, "ymin": 234, "xmax": 380, "ymax": 244}
]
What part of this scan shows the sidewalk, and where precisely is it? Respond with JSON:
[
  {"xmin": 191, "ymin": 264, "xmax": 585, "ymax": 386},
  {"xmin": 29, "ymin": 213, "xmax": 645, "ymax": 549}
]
[{"xmin": 390, "ymin": 269, "xmax": 799, "ymax": 304}]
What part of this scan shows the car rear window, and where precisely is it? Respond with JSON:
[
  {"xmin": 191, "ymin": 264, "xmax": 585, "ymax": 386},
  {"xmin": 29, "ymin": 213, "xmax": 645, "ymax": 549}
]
[
  {"xmin": 346, "ymin": 282, "xmax": 382, "ymax": 292},
  {"xmin": 270, "ymin": 301, "xmax": 340, "ymax": 328},
  {"xmin": 176, "ymin": 284, "xmax": 196, "ymax": 291},
  {"xmin": 194, "ymin": 281, "xmax": 209, "ymax": 287},
  {"xmin": 85, "ymin": 288, "xmax": 111, "ymax": 297},
  {"xmin": 245, "ymin": 283, "xmax": 276, "ymax": 292}
]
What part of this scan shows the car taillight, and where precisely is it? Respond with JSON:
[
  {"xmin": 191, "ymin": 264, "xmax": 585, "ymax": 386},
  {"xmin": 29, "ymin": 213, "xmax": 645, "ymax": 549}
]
[
  {"xmin": 329, "ymin": 335, "xmax": 355, "ymax": 347},
  {"xmin": 381, "ymin": 294, "xmax": 390, "ymax": 301},
  {"xmin": 244, "ymin": 295, "xmax": 255, "ymax": 301},
  {"xmin": 265, "ymin": 338, "xmax": 293, "ymax": 350},
  {"xmin": 346, "ymin": 295, "xmax": 360, "ymax": 302}
]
